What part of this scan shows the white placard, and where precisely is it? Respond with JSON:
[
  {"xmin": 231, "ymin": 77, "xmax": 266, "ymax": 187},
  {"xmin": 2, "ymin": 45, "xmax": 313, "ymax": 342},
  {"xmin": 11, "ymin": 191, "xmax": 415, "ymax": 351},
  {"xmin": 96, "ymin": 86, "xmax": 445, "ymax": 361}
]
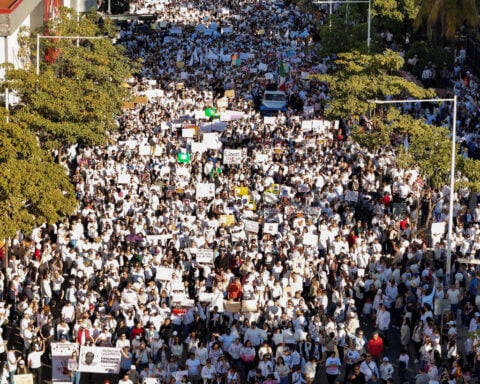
[
  {"xmin": 146, "ymin": 234, "xmax": 172, "ymax": 244},
  {"xmin": 345, "ymin": 190, "xmax": 359, "ymax": 202},
  {"xmin": 301, "ymin": 120, "xmax": 313, "ymax": 131},
  {"xmin": 117, "ymin": 174, "xmax": 131, "ymax": 184},
  {"xmin": 196, "ymin": 183, "xmax": 215, "ymax": 199},
  {"xmin": 198, "ymin": 292, "xmax": 214, "ymax": 302},
  {"xmin": 263, "ymin": 223, "xmax": 279, "ymax": 235},
  {"xmin": 244, "ymin": 220, "xmax": 259, "ymax": 233},
  {"xmin": 138, "ymin": 145, "xmax": 151, "ymax": 156},
  {"xmin": 155, "ymin": 267, "xmax": 173, "ymax": 281},
  {"xmin": 191, "ymin": 142, "xmax": 207, "ymax": 153},
  {"xmin": 78, "ymin": 346, "xmax": 121, "ymax": 374},
  {"xmin": 258, "ymin": 63, "xmax": 268, "ymax": 71},
  {"xmin": 153, "ymin": 145, "xmax": 164, "ymax": 156},
  {"xmin": 171, "ymin": 282, "xmax": 185, "ymax": 291},
  {"xmin": 264, "ymin": 116, "xmax": 276, "ymax": 125},
  {"xmin": 172, "ymin": 371, "xmax": 189, "ymax": 383},
  {"xmin": 143, "ymin": 378, "xmax": 159, "ymax": 384},
  {"xmin": 223, "ymin": 149, "xmax": 243, "ymax": 165},
  {"xmin": 203, "ymin": 132, "xmax": 222, "ymax": 149},
  {"xmin": 303, "ymin": 233, "xmax": 318, "ymax": 246},
  {"xmin": 182, "ymin": 128, "xmax": 196, "ymax": 138},
  {"xmin": 255, "ymin": 153, "xmax": 269, "ymax": 163},
  {"xmin": 265, "ymin": 72, "xmax": 274, "ymax": 80},
  {"xmin": 196, "ymin": 249, "xmax": 214, "ymax": 264}
]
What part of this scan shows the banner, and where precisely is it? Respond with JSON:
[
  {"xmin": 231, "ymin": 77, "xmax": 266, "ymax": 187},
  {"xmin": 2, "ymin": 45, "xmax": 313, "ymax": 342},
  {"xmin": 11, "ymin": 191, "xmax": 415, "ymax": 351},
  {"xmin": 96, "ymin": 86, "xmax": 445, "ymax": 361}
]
[
  {"xmin": 223, "ymin": 149, "xmax": 243, "ymax": 165},
  {"xmin": 78, "ymin": 346, "xmax": 122, "ymax": 374},
  {"xmin": 52, "ymin": 342, "xmax": 78, "ymax": 383}
]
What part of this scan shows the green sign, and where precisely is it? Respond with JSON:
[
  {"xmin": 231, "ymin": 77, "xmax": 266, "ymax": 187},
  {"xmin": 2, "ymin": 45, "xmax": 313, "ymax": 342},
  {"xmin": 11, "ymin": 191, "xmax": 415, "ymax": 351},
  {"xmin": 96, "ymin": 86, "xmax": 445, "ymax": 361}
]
[{"xmin": 177, "ymin": 152, "xmax": 191, "ymax": 163}]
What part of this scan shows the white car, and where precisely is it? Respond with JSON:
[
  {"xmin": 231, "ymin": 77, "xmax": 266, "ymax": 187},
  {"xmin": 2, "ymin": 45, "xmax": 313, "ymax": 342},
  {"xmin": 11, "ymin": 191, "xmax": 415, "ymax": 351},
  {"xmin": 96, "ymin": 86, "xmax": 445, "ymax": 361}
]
[{"xmin": 260, "ymin": 90, "xmax": 288, "ymax": 115}]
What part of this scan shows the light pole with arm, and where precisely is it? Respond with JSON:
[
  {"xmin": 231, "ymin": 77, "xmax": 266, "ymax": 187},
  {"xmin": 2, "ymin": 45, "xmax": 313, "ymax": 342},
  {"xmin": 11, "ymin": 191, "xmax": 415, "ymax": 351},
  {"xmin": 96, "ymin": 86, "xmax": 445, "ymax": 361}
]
[{"xmin": 370, "ymin": 96, "xmax": 458, "ymax": 281}]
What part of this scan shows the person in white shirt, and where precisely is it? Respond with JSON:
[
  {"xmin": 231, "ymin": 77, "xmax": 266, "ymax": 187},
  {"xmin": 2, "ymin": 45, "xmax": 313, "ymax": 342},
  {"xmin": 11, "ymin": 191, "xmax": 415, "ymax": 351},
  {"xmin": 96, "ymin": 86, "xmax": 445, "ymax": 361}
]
[
  {"xmin": 379, "ymin": 357, "xmax": 394, "ymax": 382},
  {"xmin": 201, "ymin": 359, "xmax": 216, "ymax": 383},
  {"xmin": 244, "ymin": 323, "xmax": 262, "ymax": 347},
  {"xmin": 375, "ymin": 303, "xmax": 391, "ymax": 345},
  {"xmin": 360, "ymin": 354, "xmax": 379, "ymax": 381}
]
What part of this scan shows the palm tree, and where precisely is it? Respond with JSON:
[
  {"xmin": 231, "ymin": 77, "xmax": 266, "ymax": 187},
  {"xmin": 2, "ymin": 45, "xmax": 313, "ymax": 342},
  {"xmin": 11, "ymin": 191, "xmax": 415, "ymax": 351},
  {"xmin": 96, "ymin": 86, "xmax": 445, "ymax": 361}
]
[{"xmin": 413, "ymin": 0, "xmax": 479, "ymax": 41}]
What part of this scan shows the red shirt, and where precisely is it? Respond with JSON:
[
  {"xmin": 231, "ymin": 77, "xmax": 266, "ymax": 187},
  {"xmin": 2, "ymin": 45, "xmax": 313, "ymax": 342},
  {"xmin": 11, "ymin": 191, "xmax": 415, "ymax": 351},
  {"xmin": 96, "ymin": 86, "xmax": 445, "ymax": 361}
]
[{"xmin": 368, "ymin": 336, "xmax": 383, "ymax": 358}]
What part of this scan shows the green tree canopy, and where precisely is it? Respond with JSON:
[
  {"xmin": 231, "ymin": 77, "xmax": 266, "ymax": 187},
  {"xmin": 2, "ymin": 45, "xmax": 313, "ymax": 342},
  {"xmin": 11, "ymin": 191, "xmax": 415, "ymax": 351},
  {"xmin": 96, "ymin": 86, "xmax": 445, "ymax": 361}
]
[
  {"xmin": 309, "ymin": 50, "xmax": 435, "ymax": 120},
  {"xmin": 0, "ymin": 110, "xmax": 77, "ymax": 238},
  {"xmin": 5, "ymin": 7, "xmax": 140, "ymax": 149}
]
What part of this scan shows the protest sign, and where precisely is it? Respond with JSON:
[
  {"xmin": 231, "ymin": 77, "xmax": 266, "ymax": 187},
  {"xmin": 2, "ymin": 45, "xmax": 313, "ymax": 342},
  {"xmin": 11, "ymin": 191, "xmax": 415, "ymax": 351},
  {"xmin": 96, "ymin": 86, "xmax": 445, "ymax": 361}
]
[
  {"xmin": 155, "ymin": 267, "xmax": 173, "ymax": 281},
  {"xmin": 14, "ymin": 375, "xmax": 33, "ymax": 384},
  {"xmin": 78, "ymin": 346, "xmax": 121, "ymax": 374},
  {"xmin": 198, "ymin": 292, "xmax": 214, "ymax": 302},
  {"xmin": 223, "ymin": 149, "xmax": 243, "ymax": 165},
  {"xmin": 177, "ymin": 152, "xmax": 191, "ymax": 163},
  {"xmin": 196, "ymin": 183, "xmax": 215, "ymax": 199},
  {"xmin": 234, "ymin": 186, "xmax": 249, "ymax": 196},
  {"xmin": 143, "ymin": 378, "xmax": 159, "ymax": 384},
  {"xmin": 203, "ymin": 132, "xmax": 222, "ymax": 149},
  {"xmin": 182, "ymin": 128, "xmax": 196, "ymax": 138},
  {"xmin": 345, "ymin": 190, "xmax": 359, "ymax": 202},
  {"xmin": 302, "ymin": 233, "xmax": 318, "ymax": 246},
  {"xmin": 117, "ymin": 174, "xmax": 130, "ymax": 184},
  {"xmin": 52, "ymin": 342, "xmax": 78, "ymax": 383},
  {"xmin": 264, "ymin": 116, "xmax": 276, "ymax": 125},
  {"xmin": 263, "ymin": 223, "xmax": 279, "ymax": 235},
  {"xmin": 219, "ymin": 215, "xmax": 236, "ymax": 226},
  {"xmin": 191, "ymin": 142, "xmax": 207, "ymax": 153},
  {"xmin": 244, "ymin": 220, "xmax": 259, "ymax": 233},
  {"xmin": 172, "ymin": 371, "xmax": 189, "ymax": 383},
  {"xmin": 138, "ymin": 145, "xmax": 151, "ymax": 156},
  {"xmin": 196, "ymin": 249, "xmax": 214, "ymax": 264},
  {"xmin": 223, "ymin": 300, "xmax": 241, "ymax": 313}
]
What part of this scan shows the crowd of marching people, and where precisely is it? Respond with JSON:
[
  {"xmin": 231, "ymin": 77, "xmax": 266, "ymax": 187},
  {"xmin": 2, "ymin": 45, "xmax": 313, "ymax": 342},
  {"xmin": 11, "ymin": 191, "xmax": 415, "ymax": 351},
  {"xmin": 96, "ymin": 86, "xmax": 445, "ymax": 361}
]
[{"xmin": 1, "ymin": 1, "xmax": 480, "ymax": 384}]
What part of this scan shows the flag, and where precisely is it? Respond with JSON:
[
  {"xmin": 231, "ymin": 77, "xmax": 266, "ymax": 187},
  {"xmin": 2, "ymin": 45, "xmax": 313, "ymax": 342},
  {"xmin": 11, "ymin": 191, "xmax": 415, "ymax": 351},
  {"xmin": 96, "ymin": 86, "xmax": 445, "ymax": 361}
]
[{"xmin": 278, "ymin": 60, "xmax": 286, "ymax": 91}]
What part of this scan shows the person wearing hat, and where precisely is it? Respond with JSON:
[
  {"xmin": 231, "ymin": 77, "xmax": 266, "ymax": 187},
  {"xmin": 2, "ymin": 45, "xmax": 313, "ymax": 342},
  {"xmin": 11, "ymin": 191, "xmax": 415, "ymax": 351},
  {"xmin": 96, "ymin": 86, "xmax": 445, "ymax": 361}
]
[{"xmin": 379, "ymin": 357, "xmax": 394, "ymax": 384}]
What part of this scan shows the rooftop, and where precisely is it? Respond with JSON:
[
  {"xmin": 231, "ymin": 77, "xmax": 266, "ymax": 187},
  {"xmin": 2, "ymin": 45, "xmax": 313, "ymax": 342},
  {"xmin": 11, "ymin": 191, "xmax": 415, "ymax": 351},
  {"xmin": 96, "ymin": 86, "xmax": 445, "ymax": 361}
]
[{"xmin": 0, "ymin": 0, "xmax": 21, "ymax": 14}]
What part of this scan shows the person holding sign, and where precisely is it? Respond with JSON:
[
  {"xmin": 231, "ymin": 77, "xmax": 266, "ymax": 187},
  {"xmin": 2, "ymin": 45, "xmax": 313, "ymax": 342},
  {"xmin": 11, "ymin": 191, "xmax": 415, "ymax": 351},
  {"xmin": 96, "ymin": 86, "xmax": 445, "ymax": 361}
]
[{"xmin": 67, "ymin": 351, "xmax": 80, "ymax": 384}]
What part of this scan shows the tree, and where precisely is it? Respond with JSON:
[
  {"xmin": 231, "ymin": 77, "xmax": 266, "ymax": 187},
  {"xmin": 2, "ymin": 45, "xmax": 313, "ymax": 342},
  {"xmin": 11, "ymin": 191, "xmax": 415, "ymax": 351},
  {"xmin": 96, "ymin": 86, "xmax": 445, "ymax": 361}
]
[
  {"xmin": 309, "ymin": 50, "xmax": 435, "ymax": 121},
  {"xmin": 4, "ymin": 7, "xmax": 140, "ymax": 149},
  {"xmin": 0, "ymin": 109, "xmax": 77, "ymax": 239},
  {"xmin": 413, "ymin": 0, "xmax": 479, "ymax": 41}
]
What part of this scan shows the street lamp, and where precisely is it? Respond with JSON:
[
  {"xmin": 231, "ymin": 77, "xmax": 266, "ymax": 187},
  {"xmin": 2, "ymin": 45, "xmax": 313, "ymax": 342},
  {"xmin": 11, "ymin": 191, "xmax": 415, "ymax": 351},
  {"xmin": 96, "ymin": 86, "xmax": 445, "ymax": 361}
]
[
  {"xmin": 313, "ymin": 0, "xmax": 372, "ymax": 49},
  {"xmin": 369, "ymin": 97, "xmax": 458, "ymax": 281},
  {"xmin": 36, "ymin": 34, "xmax": 107, "ymax": 75}
]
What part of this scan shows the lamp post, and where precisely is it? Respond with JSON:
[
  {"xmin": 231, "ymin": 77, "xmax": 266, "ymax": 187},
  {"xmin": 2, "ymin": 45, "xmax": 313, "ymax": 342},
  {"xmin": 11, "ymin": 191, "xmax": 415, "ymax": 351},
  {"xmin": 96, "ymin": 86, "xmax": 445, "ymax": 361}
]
[
  {"xmin": 370, "ymin": 96, "xmax": 458, "ymax": 281},
  {"xmin": 36, "ymin": 34, "xmax": 107, "ymax": 75},
  {"xmin": 313, "ymin": 0, "xmax": 371, "ymax": 49}
]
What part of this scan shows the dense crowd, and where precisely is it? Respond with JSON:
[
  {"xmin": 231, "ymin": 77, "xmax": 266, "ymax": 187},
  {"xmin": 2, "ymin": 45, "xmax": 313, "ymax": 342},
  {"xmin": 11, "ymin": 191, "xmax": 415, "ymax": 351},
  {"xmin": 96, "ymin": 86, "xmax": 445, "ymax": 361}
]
[{"xmin": 2, "ymin": 1, "xmax": 480, "ymax": 384}]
